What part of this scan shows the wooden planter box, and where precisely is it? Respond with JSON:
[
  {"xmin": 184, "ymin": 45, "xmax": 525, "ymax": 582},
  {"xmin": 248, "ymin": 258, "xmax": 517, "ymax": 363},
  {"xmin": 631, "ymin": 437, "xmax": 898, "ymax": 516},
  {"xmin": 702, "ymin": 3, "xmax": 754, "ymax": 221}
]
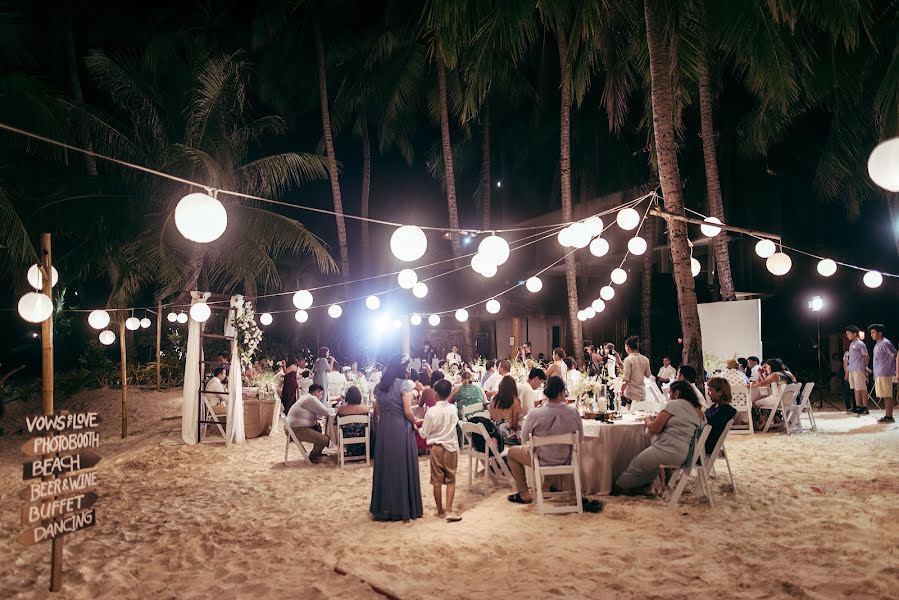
[{"xmin": 243, "ymin": 396, "xmax": 275, "ymax": 438}]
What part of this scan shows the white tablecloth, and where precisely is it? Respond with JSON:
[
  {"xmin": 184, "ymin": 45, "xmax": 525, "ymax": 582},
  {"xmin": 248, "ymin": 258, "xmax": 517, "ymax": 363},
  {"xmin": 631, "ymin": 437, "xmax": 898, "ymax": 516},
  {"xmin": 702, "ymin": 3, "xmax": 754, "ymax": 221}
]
[{"xmin": 579, "ymin": 417, "xmax": 651, "ymax": 495}]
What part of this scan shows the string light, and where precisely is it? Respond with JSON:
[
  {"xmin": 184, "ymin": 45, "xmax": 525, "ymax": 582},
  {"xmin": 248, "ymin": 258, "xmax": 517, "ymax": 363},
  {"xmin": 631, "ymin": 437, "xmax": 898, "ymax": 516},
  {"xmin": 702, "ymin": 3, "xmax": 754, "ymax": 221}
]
[
  {"xmin": 766, "ymin": 252, "xmax": 792, "ymax": 276},
  {"xmin": 27, "ymin": 264, "xmax": 59, "ymax": 289},
  {"xmin": 18, "ymin": 292, "xmax": 52, "ymax": 323},
  {"xmin": 390, "ymin": 225, "xmax": 428, "ymax": 262},
  {"xmin": 591, "ymin": 298, "xmax": 605, "ymax": 312},
  {"xmin": 817, "ymin": 259, "xmax": 837, "ymax": 277},
  {"xmin": 627, "ymin": 236, "xmax": 647, "ymax": 255},
  {"xmin": 365, "ymin": 295, "xmax": 381, "ymax": 310},
  {"xmin": 589, "ymin": 238, "xmax": 609, "ymax": 257},
  {"xmin": 328, "ymin": 304, "xmax": 343, "ymax": 319},
  {"xmin": 99, "ymin": 330, "xmax": 116, "ymax": 345},
  {"xmin": 755, "ymin": 239, "xmax": 776, "ymax": 258},
  {"xmin": 140, "ymin": 317, "xmax": 151, "ymax": 329},
  {"xmin": 259, "ymin": 312, "xmax": 273, "ymax": 325},
  {"xmin": 485, "ymin": 299, "xmax": 501, "ymax": 314},
  {"xmin": 88, "ymin": 310, "xmax": 111, "ymax": 330},
  {"xmin": 175, "ymin": 192, "xmax": 227, "ymax": 243},
  {"xmin": 599, "ymin": 286, "xmax": 615, "ymax": 301},
  {"xmin": 412, "ymin": 282, "xmax": 428, "ymax": 298},
  {"xmin": 125, "ymin": 316, "xmax": 141, "ymax": 330},
  {"xmin": 167, "ymin": 312, "xmax": 178, "ymax": 323},
  {"xmin": 525, "ymin": 277, "xmax": 543, "ymax": 293},
  {"xmin": 616, "ymin": 208, "xmax": 640, "ymax": 230},
  {"xmin": 455, "ymin": 308, "xmax": 469, "ymax": 322},
  {"xmin": 176, "ymin": 312, "xmax": 188, "ymax": 324},
  {"xmin": 611, "ymin": 268, "xmax": 627, "ymax": 285},
  {"xmin": 428, "ymin": 314, "xmax": 440, "ymax": 326},
  {"xmin": 295, "ymin": 310, "xmax": 309, "ymax": 323},
  {"xmin": 293, "ymin": 290, "xmax": 313, "ymax": 310},
  {"xmin": 700, "ymin": 217, "xmax": 723, "ymax": 237},
  {"xmin": 410, "ymin": 313, "xmax": 422, "ymax": 326},
  {"xmin": 863, "ymin": 270, "xmax": 883, "ymax": 288},
  {"xmin": 397, "ymin": 269, "xmax": 417, "ymax": 289}
]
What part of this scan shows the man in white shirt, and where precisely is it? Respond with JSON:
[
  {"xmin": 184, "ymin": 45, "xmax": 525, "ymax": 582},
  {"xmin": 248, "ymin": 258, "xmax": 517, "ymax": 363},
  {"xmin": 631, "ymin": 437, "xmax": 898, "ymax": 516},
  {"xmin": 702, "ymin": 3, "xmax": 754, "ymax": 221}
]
[
  {"xmin": 446, "ymin": 345, "xmax": 462, "ymax": 368},
  {"xmin": 620, "ymin": 336, "xmax": 651, "ymax": 407},
  {"xmin": 416, "ymin": 379, "xmax": 461, "ymax": 521},
  {"xmin": 286, "ymin": 384, "xmax": 333, "ymax": 461},
  {"xmin": 480, "ymin": 360, "xmax": 495, "ymax": 386},
  {"xmin": 656, "ymin": 357, "xmax": 676, "ymax": 385},
  {"xmin": 483, "ymin": 359, "xmax": 511, "ymax": 400},
  {"xmin": 517, "ymin": 367, "xmax": 547, "ymax": 415},
  {"xmin": 204, "ymin": 367, "xmax": 228, "ymax": 414},
  {"xmin": 747, "ymin": 356, "xmax": 761, "ymax": 382}
]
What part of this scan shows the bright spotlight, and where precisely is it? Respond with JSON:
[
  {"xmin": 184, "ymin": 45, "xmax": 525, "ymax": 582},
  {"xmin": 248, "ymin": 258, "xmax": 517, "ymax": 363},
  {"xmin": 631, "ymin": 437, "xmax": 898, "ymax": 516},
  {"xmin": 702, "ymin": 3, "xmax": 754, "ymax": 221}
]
[{"xmin": 808, "ymin": 296, "xmax": 823, "ymax": 312}]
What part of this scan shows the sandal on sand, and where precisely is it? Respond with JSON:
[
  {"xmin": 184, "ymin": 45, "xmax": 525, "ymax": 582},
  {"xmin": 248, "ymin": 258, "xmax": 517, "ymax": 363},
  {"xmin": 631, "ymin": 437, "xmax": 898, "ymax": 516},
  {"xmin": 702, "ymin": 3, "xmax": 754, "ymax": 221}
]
[
  {"xmin": 507, "ymin": 493, "xmax": 532, "ymax": 504},
  {"xmin": 583, "ymin": 498, "xmax": 604, "ymax": 513},
  {"xmin": 445, "ymin": 512, "xmax": 462, "ymax": 522}
]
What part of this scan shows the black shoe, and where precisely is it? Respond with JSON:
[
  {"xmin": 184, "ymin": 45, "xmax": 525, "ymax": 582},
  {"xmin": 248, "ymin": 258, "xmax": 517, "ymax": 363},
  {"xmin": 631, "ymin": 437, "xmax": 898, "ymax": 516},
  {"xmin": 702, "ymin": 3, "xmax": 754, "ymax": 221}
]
[
  {"xmin": 857, "ymin": 407, "xmax": 870, "ymax": 415},
  {"xmin": 850, "ymin": 406, "xmax": 862, "ymax": 414},
  {"xmin": 878, "ymin": 416, "xmax": 895, "ymax": 423}
]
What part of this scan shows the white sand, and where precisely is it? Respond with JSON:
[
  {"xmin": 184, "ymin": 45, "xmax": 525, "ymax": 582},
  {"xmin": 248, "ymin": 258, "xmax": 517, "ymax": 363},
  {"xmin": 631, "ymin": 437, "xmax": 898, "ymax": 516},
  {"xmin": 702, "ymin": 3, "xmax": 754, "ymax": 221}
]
[{"xmin": 1, "ymin": 388, "xmax": 897, "ymax": 599}]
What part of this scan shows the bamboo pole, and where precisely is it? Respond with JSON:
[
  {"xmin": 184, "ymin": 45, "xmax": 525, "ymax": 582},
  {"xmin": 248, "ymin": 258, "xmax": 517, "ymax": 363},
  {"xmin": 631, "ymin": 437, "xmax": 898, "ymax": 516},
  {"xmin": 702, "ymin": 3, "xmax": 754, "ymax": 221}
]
[
  {"xmin": 649, "ymin": 209, "xmax": 781, "ymax": 240},
  {"xmin": 119, "ymin": 318, "xmax": 128, "ymax": 438},
  {"xmin": 155, "ymin": 301, "xmax": 162, "ymax": 391}
]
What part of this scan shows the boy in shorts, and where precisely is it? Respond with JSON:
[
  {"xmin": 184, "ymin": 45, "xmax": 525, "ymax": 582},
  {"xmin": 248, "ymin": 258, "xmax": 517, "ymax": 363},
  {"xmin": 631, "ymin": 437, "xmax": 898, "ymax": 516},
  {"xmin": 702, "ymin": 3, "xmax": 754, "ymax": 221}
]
[
  {"xmin": 416, "ymin": 379, "xmax": 461, "ymax": 522},
  {"xmin": 845, "ymin": 326, "xmax": 870, "ymax": 415}
]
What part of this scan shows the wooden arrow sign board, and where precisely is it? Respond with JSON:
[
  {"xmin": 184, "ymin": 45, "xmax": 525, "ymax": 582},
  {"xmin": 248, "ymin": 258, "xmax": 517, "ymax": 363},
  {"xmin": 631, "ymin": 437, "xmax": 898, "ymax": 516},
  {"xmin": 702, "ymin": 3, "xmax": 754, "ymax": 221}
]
[
  {"xmin": 16, "ymin": 510, "xmax": 97, "ymax": 546},
  {"xmin": 22, "ymin": 492, "xmax": 99, "ymax": 526}
]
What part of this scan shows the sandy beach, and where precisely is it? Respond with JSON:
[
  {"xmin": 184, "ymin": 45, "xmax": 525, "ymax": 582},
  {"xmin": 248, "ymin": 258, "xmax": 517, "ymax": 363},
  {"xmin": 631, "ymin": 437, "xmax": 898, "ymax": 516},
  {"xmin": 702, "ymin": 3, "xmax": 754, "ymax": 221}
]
[{"xmin": 1, "ymin": 388, "xmax": 897, "ymax": 600}]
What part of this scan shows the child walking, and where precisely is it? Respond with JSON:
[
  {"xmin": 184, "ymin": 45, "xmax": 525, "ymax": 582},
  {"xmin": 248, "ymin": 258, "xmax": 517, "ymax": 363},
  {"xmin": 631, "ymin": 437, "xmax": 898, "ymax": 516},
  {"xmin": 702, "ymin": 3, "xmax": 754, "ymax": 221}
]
[{"xmin": 416, "ymin": 379, "xmax": 461, "ymax": 522}]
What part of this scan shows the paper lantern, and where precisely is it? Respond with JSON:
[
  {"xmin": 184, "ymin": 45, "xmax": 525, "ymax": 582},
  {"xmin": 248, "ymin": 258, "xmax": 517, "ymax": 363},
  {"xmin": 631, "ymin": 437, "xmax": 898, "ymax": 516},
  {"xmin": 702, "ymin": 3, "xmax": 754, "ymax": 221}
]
[
  {"xmin": 174, "ymin": 192, "xmax": 227, "ymax": 243},
  {"xmin": 410, "ymin": 313, "xmax": 422, "ymax": 326},
  {"xmin": 557, "ymin": 227, "xmax": 575, "ymax": 248},
  {"xmin": 485, "ymin": 299, "xmax": 501, "ymax": 314},
  {"xmin": 259, "ymin": 312, "xmax": 273, "ymax": 326},
  {"xmin": 691, "ymin": 257, "xmax": 701, "ymax": 277},
  {"xmin": 766, "ymin": 252, "xmax": 792, "ymax": 276},
  {"xmin": 365, "ymin": 295, "xmax": 381, "ymax": 310},
  {"xmin": 577, "ymin": 310, "xmax": 587, "ymax": 322},
  {"xmin": 428, "ymin": 314, "xmax": 441, "ymax": 326},
  {"xmin": 293, "ymin": 290, "xmax": 313, "ymax": 310},
  {"xmin": 589, "ymin": 237, "xmax": 610, "ymax": 258},
  {"xmin": 188, "ymin": 303, "xmax": 210, "ymax": 323},
  {"xmin": 328, "ymin": 304, "xmax": 343, "ymax": 319},
  {"xmin": 88, "ymin": 310, "xmax": 111, "ymax": 330},
  {"xmin": 700, "ymin": 217, "xmax": 723, "ymax": 238},
  {"xmin": 627, "ymin": 236, "xmax": 647, "ymax": 255},
  {"xmin": 585, "ymin": 307, "xmax": 596, "ymax": 319},
  {"xmin": 616, "ymin": 208, "xmax": 640, "ymax": 231},
  {"xmin": 27, "ymin": 264, "xmax": 59, "ymax": 289},
  {"xmin": 479, "ymin": 263, "xmax": 498, "ymax": 278},
  {"xmin": 390, "ymin": 225, "xmax": 428, "ymax": 262},
  {"xmin": 412, "ymin": 282, "xmax": 428, "ymax": 298},
  {"xmin": 18, "ymin": 292, "xmax": 53, "ymax": 323},
  {"xmin": 455, "ymin": 308, "xmax": 469, "ymax": 322},
  {"xmin": 397, "ymin": 269, "xmax": 418, "ymax": 289},
  {"xmin": 295, "ymin": 310, "xmax": 309, "ymax": 323},
  {"xmin": 867, "ymin": 136, "xmax": 899, "ymax": 192},
  {"xmin": 755, "ymin": 239, "xmax": 776, "ymax": 258},
  {"xmin": 166, "ymin": 312, "xmax": 177, "ymax": 323},
  {"xmin": 816, "ymin": 259, "xmax": 837, "ymax": 277},
  {"xmin": 599, "ymin": 286, "xmax": 615, "ymax": 301},
  {"xmin": 525, "ymin": 276, "xmax": 543, "ymax": 293},
  {"xmin": 863, "ymin": 270, "xmax": 883, "ymax": 288},
  {"xmin": 591, "ymin": 298, "xmax": 605, "ymax": 313},
  {"xmin": 125, "ymin": 316, "xmax": 141, "ymax": 330},
  {"xmin": 568, "ymin": 222, "xmax": 591, "ymax": 249},
  {"xmin": 584, "ymin": 216, "xmax": 604, "ymax": 237},
  {"xmin": 477, "ymin": 235, "xmax": 510, "ymax": 266},
  {"xmin": 611, "ymin": 268, "xmax": 627, "ymax": 285},
  {"xmin": 98, "ymin": 330, "xmax": 116, "ymax": 345},
  {"xmin": 176, "ymin": 312, "xmax": 188, "ymax": 324},
  {"xmin": 140, "ymin": 317, "xmax": 151, "ymax": 329},
  {"xmin": 471, "ymin": 253, "xmax": 487, "ymax": 274}
]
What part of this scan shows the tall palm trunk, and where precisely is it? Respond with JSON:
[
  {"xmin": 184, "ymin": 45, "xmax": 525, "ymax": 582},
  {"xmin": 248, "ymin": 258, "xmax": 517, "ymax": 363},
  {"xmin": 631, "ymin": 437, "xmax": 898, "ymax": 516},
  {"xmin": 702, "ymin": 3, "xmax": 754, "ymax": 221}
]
[
  {"xmin": 558, "ymin": 30, "xmax": 583, "ymax": 354},
  {"xmin": 697, "ymin": 53, "xmax": 736, "ymax": 301},
  {"xmin": 360, "ymin": 113, "xmax": 371, "ymax": 277},
  {"xmin": 480, "ymin": 108, "xmax": 491, "ymax": 231},
  {"xmin": 65, "ymin": 16, "xmax": 97, "ymax": 177},
  {"xmin": 314, "ymin": 24, "xmax": 350, "ymax": 291},
  {"xmin": 437, "ymin": 57, "xmax": 473, "ymax": 359},
  {"xmin": 643, "ymin": 0, "xmax": 703, "ymax": 371},
  {"xmin": 640, "ymin": 215, "xmax": 656, "ymax": 359}
]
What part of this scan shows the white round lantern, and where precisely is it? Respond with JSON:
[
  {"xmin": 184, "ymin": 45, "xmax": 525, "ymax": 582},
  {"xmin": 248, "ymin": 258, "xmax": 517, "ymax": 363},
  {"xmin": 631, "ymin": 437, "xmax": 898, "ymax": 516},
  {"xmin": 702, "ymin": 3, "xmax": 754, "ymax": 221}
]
[
  {"xmin": 765, "ymin": 252, "xmax": 792, "ymax": 276},
  {"xmin": 585, "ymin": 306, "xmax": 596, "ymax": 319},
  {"xmin": 293, "ymin": 290, "xmax": 313, "ymax": 310},
  {"xmin": 188, "ymin": 303, "xmax": 210, "ymax": 323},
  {"xmin": 557, "ymin": 226, "xmax": 575, "ymax": 248},
  {"xmin": 365, "ymin": 295, "xmax": 381, "ymax": 310},
  {"xmin": 627, "ymin": 236, "xmax": 647, "ymax": 255},
  {"xmin": 478, "ymin": 235, "xmax": 511, "ymax": 266},
  {"xmin": 867, "ymin": 136, "xmax": 899, "ymax": 192},
  {"xmin": 166, "ymin": 312, "xmax": 177, "ymax": 323},
  {"xmin": 88, "ymin": 309, "xmax": 111, "ymax": 330},
  {"xmin": 577, "ymin": 310, "xmax": 587, "ymax": 322},
  {"xmin": 27, "ymin": 264, "xmax": 59, "ymax": 289},
  {"xmin": 611, "ymin": 268, "xmax": 627, "ymax": 285},
  {"xmin": 479, "ymin": 263, "xmax": 498, "ymax": 278},
  {"xmin": 599, "ymin": 286, "xmax": 615, "ymax": 301},
  {"xmin": 412, "ymin": 282, "xmax": 428, "ymax": 298},
  {"xmin": 569, "ymin": 222, "xmax": 591, "ymax": 249},
  {"xmin": 18, "ymin": 292, "xmax": 53, "ymax": 323},
  {"xmin": 591, "ymin": 298, "xmax": 605, "ymax": 313},
  {"xmin": 397, "ymin": 269, "xmax": 418, "ymax": 289},
  {"xmin": 328, "ymin": 304, "xmax": 343, "ymax": 319},
  {"xmin": 863, "ymin": 270, "xmax": 883, "ymax": 288},
  {"xmin": 817, "ymin": 259, "xmax": 837, "ymax": 277},
  {"xmin": 259, "ymin": 312, "xmax": 273, "ymax": 326},
  {"xmin": 691, "ymin": 257, "xmax": 702, "ymax": 277},
  {"xmin": 700, "ymin": 217, "xmax": 723, "ymax": 238},
  {"xmin": 755, "ymin": 239, "xmax": 776, "ymax": 258},
  {"xmin": 410, "ymin": 313, "xmax": 422, "ymax": 326},
  {"xmin": 176, "ymin": 312, "xmax": 188, "ymax": 324},
  {"xmin": 140, "ymin": 317, "xmax": 151, "ymax": 329},
  {"xmin": 525, "ymin": 276, "xmax": 543, "ymax": 293},
  {"xmin": 98, "ymin": 330, "xmax": 116, "ymax": 345},
  {"xmin": 589, "ymin": 237, "xmax": 610, "ymax": 257},
  {"xmin": 125, "ymin": 316, "xmax": 141, "ymax": 330},
  {"xmin": 485, "ymin": 299, "xmax": 501, "ymax": 314},
  {"xmin": 295, "ymin": 310, "xmax": 309, "ymax": 323},
  {"xmin": 428, "ymin": 313, "xmax": 441, "ymax": 326},
  {"xmin": 455, "ymin": 308, "xmax": 469, "ymax": 322},
  {"xmin": 390, "ymin": 225, "xmax": 428, "ymax": 262},
  {"xmin": 174, "ymin": 192, "xmax": 227, "ymax": 243},
  {"xmin": 616, "ymin": 207, "xmax": 640, "ymax": 231},
  {"xmin": 584, "ymin": 216, "xmax": 604, "ymax": 237},
  {"xmin": 471, "ymin": 253, "xmax": 487, "ymax": 274}
]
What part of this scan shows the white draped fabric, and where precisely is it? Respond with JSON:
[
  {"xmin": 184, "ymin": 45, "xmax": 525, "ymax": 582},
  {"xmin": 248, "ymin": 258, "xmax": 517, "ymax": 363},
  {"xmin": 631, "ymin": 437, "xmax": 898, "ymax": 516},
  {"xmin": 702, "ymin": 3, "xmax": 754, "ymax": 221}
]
[
  {"xmin": 225, "ymin": 295, "xmax": 245, "ymax": 445},
  {"xmin": 181, "ymin": 291, "xmax": 210, "ymax": 445}
]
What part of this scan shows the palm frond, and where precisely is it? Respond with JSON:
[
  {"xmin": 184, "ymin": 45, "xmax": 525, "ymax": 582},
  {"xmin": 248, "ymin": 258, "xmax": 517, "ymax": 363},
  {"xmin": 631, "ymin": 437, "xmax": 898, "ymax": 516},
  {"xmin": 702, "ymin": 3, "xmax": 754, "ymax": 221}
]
[{"xmin": 237, "ymin": 152, "xmax": 330, "ymax": 197}]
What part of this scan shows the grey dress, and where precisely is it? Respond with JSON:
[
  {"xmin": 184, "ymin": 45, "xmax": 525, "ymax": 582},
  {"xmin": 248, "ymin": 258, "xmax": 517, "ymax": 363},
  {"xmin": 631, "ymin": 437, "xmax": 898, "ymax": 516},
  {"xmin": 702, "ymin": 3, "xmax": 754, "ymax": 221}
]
[
  {"xmin": 616, "ymin": 398, "xmax": 702, "ymax": 491},
  {"xmin": 370, "ymin": 378, "xmax": 423, "ymax": 521}
]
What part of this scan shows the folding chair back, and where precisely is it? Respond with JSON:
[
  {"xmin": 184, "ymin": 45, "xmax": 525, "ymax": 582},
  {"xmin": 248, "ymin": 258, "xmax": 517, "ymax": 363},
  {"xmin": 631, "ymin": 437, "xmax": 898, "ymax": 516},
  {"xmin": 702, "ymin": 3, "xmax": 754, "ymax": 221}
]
[
  {"xmin": 730, "ymin": 384, "xmax": 753, "ymax": 434},
  {"xmin": 459, "ymin": 421, "xmax": 513, "ymax": 492},
  {"xmin": 530, "ymin": 433, "xmax": 583, "ymax": 515},
  {"xmin": 779, "ymin": 383, "xmax": 803, "ymax": 435},
  {"xmin": 336, "ymin": 414, "xmax": 370, "ymax": 468},
  {"xmin": 796, "ymin": 382, "xmax": 817, "ymax": 432},
  {"xmin": 281, "ymin": 415, "xmax": 312, "ymax": 466},
  {"xmin": 459, "ymin": 403, "xmax": 485, "ymax": 452},
  {"xmin": 663, "ymin": 425, "xmax": 713, "ymax": 508},
  {"xmin": 762, "ymin": 383, "xmax": 799, "ymax": 433},
  {"xmin": 703, "ymin": 419, "xmax": 737, "ymax": 494}
]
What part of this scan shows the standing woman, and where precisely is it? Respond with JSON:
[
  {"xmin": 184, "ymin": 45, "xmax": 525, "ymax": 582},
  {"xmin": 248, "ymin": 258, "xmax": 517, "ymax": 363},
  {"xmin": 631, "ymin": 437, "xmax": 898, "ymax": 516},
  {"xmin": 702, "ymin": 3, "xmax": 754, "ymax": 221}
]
[
  {"xmin": 313, "ymin": 347, "xmax": 332, "ymax": 405},
  {"xmin": 281, "ymin": 355, "xmax": 299, "ymax": 413},
  {"xmin": 545, "ymin": 348, "xmax": 569, "ymax": 383},
  {"xmin": 370, "ymin": 355, "xmax": 423, "ymax": 521}
]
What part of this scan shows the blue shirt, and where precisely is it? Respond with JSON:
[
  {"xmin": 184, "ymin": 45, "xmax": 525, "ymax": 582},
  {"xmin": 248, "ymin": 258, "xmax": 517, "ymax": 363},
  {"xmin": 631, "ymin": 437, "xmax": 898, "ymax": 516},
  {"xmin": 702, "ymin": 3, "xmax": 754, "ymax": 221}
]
[
  {"xmin": 873, "ymin": 338, "xmax": 897, "ymax": 377},
  {"xmin": 847, "ymin": 339, "xmax": 868, "ymax": 372}
]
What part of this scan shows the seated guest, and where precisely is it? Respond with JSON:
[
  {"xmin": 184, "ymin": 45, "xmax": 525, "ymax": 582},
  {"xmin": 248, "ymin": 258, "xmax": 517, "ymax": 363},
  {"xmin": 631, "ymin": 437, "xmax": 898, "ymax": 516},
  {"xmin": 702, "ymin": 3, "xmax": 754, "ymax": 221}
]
[
  {"xmin": 337, "ymin": 386, "xmax": 370, "ymax": 457},
  {"xmin": 657, "ymin": 357, "xmax": 677, "ymax": 385},
  {"xmin": 205, "ymin": 367, "xmax": 228, "ymax": 414},
  {"xmin": 483, "ymin": 360, "xmax": 510, "ymax": 400},
  {"xmin": 746, "ymin": 356, "xmax": 761, "ymax": 382},
  {"xmin": 722, "ymin": 358, "xmax": 749, "ymax": 388},
  {"xmin": 737, "ymin": 357, "xmax": 749, "ymax": 376},
  {"xmin": 281, "ymin": 356, "xmax": 300, "ymax": 413},
  {"xmin": 327, "ymin": 363, "xmax": 347, "ymax": 400},
  {"xmin": 450, "ymin": 370, "xmax": 486, "ymax": 419},
  {"xmin": 615, "ymin": 381, "xmax": 703, "ymax": 495},
  {"xmin": 676, "ymin": 365, "xmax": 706, "ymax": 407},
  {"xmin": 750, "ymin": 358, "xmax": 795, "ymax": 394},
  {"xmin": 704, "ymin": 377, "xmax": 737, "ymax": 455},
  {"xmin": 298, "ymin": 370, "xmax": 313, "ymax": 394},
  {"xmin": 488, "ymin": 375, "xmax": 522, "ymax": 446},
  {"xmin": 517, "ymin": 368, "xmax": 547, "ymax": 415},
  {"xmin": 480, "ymin": 360, "xmax": 496, "ymax": 386},
  {"xmin": 285, "ymin": 384, "xmax": 333, "ymax": 462},
  {"xmin": 410, "ymin": 369, "xmax": 425, "ymax": 394},
  {"xmin": 506, "ymin": 376, "xmax": 583, "ymax": 504}
]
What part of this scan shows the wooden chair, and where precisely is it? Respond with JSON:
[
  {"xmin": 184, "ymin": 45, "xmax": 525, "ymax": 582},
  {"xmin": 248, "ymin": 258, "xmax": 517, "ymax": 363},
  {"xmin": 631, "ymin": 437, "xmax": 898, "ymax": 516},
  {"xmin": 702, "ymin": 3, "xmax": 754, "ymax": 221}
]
[
  {"xmin": 662, "ymin": 425, "xmax": 713, "ymax": 508},
  {"xmin": 281, "ymin": 415, "xmax": 312, "ymax": 466},
  {"xmin": 336, "ymin": 414, "xmax": 371, "ymax": 468},
  {"xmin": 530, "ymin": 433, "xmax": 583, "ymax": 515}
]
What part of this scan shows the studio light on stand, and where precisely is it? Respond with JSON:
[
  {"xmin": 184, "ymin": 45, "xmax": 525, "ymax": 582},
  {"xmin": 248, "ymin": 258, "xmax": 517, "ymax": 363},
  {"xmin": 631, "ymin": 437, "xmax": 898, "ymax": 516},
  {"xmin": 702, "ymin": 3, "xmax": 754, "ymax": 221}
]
[{"xmin": 808, "ymin": 296, "xmax": 823, "ymax": 384}]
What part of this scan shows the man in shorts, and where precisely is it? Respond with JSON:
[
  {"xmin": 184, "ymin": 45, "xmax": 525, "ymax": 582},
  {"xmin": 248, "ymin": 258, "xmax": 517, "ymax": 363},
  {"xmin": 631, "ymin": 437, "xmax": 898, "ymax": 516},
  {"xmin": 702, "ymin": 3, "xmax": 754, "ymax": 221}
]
[
  {"xmin": 868, "ymin": 324, "xmax": 897, "ymax": 423},
  {"xmin": 845, "ymin": 326, "xmax": 870, "ymax": 415},
  {"xmin": 416, "ymin": 379, "xmax": 461, "ymax": 522}
]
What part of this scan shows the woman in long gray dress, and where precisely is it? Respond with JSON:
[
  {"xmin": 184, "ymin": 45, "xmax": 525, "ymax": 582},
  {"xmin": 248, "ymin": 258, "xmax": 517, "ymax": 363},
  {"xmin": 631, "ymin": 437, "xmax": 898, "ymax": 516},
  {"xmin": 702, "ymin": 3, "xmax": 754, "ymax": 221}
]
[
  {"xmin": 370, "ymin": 355, "xmax": 423, "ymax": 521},
  {"xmin": 615, "ymin": 381, "xmax": 703, "ymax": 494}
]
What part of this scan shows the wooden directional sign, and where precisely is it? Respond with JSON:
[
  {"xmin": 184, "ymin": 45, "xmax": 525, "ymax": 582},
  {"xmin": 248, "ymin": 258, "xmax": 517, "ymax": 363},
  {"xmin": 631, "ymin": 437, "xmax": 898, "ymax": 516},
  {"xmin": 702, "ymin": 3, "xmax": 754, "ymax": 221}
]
[
  {"xmin": 16, "ymin": 510, "xmax": 97, "ymax": 546},
  {"xmin": 23, "ymin": 450, "xmax": 101, "ymax": 480},
  {"xmin": 20, "ymin": 471, "xmax": 98, "ymax": 503},
  {"xmin": 22, "ymin": 492, "xmax": 99, "ymax": 526},
  {"xmin": 21, "ymin": 430, "xmax": 100, "ymax": 457}
]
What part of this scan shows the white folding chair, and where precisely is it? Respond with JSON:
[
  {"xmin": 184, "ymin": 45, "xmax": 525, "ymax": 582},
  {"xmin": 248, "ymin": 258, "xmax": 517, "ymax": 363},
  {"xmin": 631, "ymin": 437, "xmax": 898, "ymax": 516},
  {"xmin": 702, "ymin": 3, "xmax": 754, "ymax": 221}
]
[
  {"xmin": 530, "ymin": 433, "xmax": 583, "ymax": 515},
  {"xmin": 459, "ymin": 403, "xmax": 485, "ymax": 452},
  {"xmin": 701, "ymin": 419, "xmax": 737, "ymax": 495},
  {"xmin": 336, "ymin": 414, "xmax": 370, "ymax": 468},
  {"xmin": 458, "ymin": 421, "xmax": 514, "ymax": 493},
  {"xmin": 644, "ymin": 382, "xmax": 668, "ymax": 408},
  {"xmin": 794, "ymin": 382, "xmax": 817, "ymax": 432},
  {"xmin": 662, "ymin": 425, "xmax": 713, "ymax": 508},
  {"xmin": 281, "ymin": 415, "xmax": 312, "ymax": 466},
  {"xmin": 632, "ymin": 399, "xmax": 663, "ymax": 413},
  {"xmin": 730, "ymin": 384, "xmax": 753, "ymax": 434},
  {"xmin": 760, "ymin": 383, "xmax": 796, "ymax": 433},
  {"xmin": 765, "ymin": 383, "xmax": 802, "ymax": 434}
]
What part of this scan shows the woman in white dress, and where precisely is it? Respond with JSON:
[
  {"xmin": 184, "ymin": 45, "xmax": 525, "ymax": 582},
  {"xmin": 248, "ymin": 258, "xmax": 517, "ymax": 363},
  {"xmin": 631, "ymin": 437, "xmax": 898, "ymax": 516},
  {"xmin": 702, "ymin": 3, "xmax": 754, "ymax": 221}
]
[{"xmin": 545, "ymin": 347, "xmax": 569, "ymax": 386}]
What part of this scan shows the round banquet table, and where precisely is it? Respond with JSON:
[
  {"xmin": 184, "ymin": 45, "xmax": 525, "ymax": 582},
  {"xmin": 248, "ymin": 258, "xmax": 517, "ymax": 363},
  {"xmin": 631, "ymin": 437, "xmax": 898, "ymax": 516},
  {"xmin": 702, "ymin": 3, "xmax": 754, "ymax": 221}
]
[{"xmin": 578, "ymin": 416, "xmax": 651, "ymax": 495}]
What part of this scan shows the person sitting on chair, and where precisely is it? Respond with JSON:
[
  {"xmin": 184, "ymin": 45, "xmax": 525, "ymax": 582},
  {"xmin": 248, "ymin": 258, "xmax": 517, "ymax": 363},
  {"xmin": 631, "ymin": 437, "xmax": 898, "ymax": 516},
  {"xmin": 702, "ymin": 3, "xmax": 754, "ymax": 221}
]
[
  {"xmin": 286, "ymin": 383, "xmax": 333, "ymax": 462},
  {"xmin": 704, "ymin": 377, "xmax": 736, "ymax": 455},
  {"xmin": 676, "ymin": 365, "xmax": 706, "ymax": 407},
  {"xmin": 337, "ymin": 386, "xmax": 369, "ymax": 458},
  {"xmin": 205, "ymin": 367, "xmax": 228, "ymax": 415}
]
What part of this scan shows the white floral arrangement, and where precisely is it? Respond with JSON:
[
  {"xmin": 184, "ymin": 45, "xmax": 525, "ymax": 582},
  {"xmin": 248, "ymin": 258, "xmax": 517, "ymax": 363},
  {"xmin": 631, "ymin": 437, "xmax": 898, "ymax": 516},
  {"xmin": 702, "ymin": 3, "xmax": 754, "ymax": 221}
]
[
  {"xmin": 234, "ymin": 301, "xmax": 263, "ymax": 368},
  {"xmin": 572, "ymin": 378, "xmax": 603, "ymax": 400}
]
